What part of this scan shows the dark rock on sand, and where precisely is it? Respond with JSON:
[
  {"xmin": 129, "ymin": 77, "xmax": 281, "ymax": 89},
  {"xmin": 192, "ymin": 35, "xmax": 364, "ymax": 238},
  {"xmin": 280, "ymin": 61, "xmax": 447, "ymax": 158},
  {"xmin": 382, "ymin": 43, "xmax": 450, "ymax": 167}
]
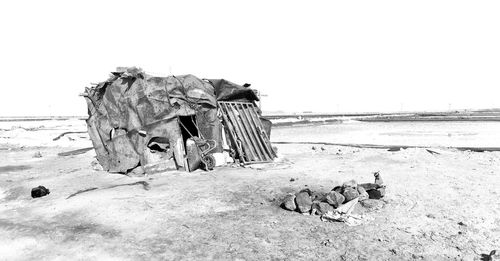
[
  {"xmin": 31, "ymin": 186, "xmax": 50, "ymax": 198},
  {"xmin": 367, "ymin": 187, "xmax": 385, "ymax": 199},
  {"xmin": 311, "ymin": 191, "xmax": 326, "ymax": 202},
  {"xmin": 325, "ymin": 191, "xmax": 345, "ymax": 208},
  {"xmin": 282, "ymin": 194, "xmax": 297, "ymax": 211},
  {"xmin": 357, "ymin": 186, "xmax": 369, "ymax": 201},
  {"xmin": 343, "ymin": 187, "xmax": 359, "ymax": 202},
  {"xmin": 313, "ymin": 202, "xmax": 334, "ymax": 215},
  {"xmin": 316, "ymin": 202, "xmax": 334, "ymax": 215},
  {"xmin": 358, "ymin": 183, "xmax": 381, "ymax": 191},
  {"xmin": 332, "ymin": 186, "xmax": 343, "ymax": 194},
  {"xmin": 360, "ymin": 199, "xmax": 386, "ymax": 209},
  {"xmin": 295, "ymin": 191, "xmax": 313, "ymax": 213},
  {"xmin": 342, "ymin": 179, "xmax": 357, "ymax": 189},
  {"xmin": 299, "ymin": 188, "xmax": 312, "ymax": 196}
]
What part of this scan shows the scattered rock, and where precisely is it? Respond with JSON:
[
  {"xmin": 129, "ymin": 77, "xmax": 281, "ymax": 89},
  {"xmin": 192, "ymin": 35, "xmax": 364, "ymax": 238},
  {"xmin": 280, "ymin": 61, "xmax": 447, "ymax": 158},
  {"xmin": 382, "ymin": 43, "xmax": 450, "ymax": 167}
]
[
  {"xmin": 426, "ymin": 213, "xmax": 436, "ymax": 219},
  {"xmin": 367, "ymin": 187, "xmax": 385, "ymax": 199},
  {"xmin": 358, "ymin": 183, "xmax": 381, "ymax": 191},
  {"xmin": 33, "ymin": 151, "xmax": 43, "ymax": 158},
  {"xmin": 332, "ymin": 186, "xmax": 343, "ymax": 194},
  {"xmin": 31, "ymin": 186, "xmax": 50, "ymax": 198},
  {"xmin": 357, "ymin": 186, "xmax": 369, "ymax": 201},
  {"xmin": 325, "ymin": 191, "xmax": 345, "ymax": 208},
  {"xmin": 299, "ymin": 188, "xmax": 312, "ymax": 196},
  {"xmin": 320, "ymin": 147, "xmax": 325, "ymax": 151},
  {"xmin": 311, "ymin": 191, "xmax": 326, "ymax": 202},
  {"xmin": 343, "ymin": 187, "xmax": 359, "ymax": 202},
  {"xmin": 282, "ymin": 194, "xmax": 297, "ymax": 211},
  {"xmin": 295, "ymin": 191, "xmax": 313, "ymax": 213},
  {"xmin": 316, "ymin": 202, "xmax": 334, "ymax": 215},
  {"xmin": 360, "ymin": 199, "xmax": 385, "ymax": 209},
  {"xmin": 458, "ymin": 221, "xmax": 467, "ymax": 226},
  {"xmin": 342, "ymin": 179, "xmax": 357, "ymax": 189},
  {"xmin": 312, "ymin": 146, "xmax": 317, "ymax": 150},
  {"xmin": 281, "ymin": 174, "xmax": 389, "ymax": 221},
  {"xmin": 311, "ymin": 202, "xmax": 320, "ymax": 215}
]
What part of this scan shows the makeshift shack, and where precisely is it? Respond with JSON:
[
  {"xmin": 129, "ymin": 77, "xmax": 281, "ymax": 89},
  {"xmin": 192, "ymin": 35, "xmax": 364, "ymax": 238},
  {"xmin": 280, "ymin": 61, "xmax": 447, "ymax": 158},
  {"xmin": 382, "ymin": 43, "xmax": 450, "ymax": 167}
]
[{"xmin": 82, "ymin": 67, "xmax": 275, "ymax": 174}]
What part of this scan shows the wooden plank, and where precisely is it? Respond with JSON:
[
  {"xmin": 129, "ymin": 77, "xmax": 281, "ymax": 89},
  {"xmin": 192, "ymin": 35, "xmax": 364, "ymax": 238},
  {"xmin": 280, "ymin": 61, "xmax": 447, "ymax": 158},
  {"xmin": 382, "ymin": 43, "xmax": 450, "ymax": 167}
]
[
  {"xmin": 237, "ymin": 103, "xmax": 270, "ymax": 161},
  {"xmin": 247, "ymin": 104, "xmax": 276, "ymax": 158},
  {"xmin": 221, "ymin": 103, "xmax": 255, "ymax": 161},
  {"xmin": 232, "ymin": 102, "xmax": 265, "ymax": 161},
  {"xmin": 224, "ymin": 103, "xmax": 258, "ymax": 161},
  {"xmin": 243, "ymin": 103, "xmax": 273, "ymax": 157},
  {"xmin": 219, "ymin": 104, "xmax": 246, "ymax": 163},
  {"xmin": 233, "ymin": 103, "xmax": 265, "ymax": 161}
]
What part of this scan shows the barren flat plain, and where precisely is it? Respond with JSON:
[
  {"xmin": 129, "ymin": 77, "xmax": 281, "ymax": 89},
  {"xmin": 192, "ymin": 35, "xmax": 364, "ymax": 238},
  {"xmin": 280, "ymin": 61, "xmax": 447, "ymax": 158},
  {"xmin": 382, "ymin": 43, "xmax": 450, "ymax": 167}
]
[{"xmin": 1, "ymin": 118, "xmax": 499, "ymax": 260}]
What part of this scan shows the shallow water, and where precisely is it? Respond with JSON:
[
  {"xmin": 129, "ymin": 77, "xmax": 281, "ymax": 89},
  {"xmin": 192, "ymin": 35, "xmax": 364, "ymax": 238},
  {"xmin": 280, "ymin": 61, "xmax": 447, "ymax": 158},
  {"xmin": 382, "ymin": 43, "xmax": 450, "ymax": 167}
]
[{"xmin": 271, "ymin": 121, "xmax": 500, "ymax": 147}]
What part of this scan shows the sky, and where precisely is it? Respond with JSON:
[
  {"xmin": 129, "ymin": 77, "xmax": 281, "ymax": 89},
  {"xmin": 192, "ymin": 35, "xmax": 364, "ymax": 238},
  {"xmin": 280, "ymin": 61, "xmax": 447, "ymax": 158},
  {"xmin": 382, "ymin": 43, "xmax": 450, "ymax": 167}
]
[{"xmin": 0, "ymin": 0, "xmax": 499, "ymax": 116}]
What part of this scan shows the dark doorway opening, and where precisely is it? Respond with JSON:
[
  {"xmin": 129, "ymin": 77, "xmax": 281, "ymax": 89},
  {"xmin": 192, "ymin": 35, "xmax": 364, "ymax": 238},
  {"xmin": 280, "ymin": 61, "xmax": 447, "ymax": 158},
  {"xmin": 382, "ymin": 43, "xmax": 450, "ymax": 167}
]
[{"xmin": 178, "ymin": 115, "xmax": 199, "ymax": 145}]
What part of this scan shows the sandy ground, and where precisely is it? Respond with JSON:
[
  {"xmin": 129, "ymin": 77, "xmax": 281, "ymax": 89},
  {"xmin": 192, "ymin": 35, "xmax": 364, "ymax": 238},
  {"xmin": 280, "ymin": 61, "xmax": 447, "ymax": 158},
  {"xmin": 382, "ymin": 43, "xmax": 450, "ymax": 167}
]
[{"xmin": 0, "ymin": 120, "xmax": 499, "ymax": 260}]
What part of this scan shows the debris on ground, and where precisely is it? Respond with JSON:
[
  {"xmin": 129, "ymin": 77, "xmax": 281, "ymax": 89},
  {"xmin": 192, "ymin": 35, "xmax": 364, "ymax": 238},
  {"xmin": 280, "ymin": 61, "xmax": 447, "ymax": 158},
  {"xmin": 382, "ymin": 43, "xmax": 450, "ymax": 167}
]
[
  {"xmin": 281, "ymin": 172, "xmax": 386, "ymax": 226},
  {"xmin": 481, "ymin": 250, "xmax": 498, "ymax": 261},
  {"xmin": 58, "ymin": 147, "xmax": 93, "ymax": 157},
  {"xmin": 321, "ymin": 198, "xmax": 374, "ymax": 226},
  {"xmin": 31, "ymin": 186, "xmax": 50, "ymax": 198},
  {"xmin": 66, "ymin": 187, "xmax": 98, "ymax": 199},
  {"xmin": 52, "ymin": 131, "xmax": 88, "ymax": 141},
  {"xmin": 320, "ymin": 238, "xmax": 334, "ymax": 246},
  {"xmin": 426, "ymin": 149, "xmax": 440, "ymax": 155},
  {"xmin": 66, "ymin": 181, "xmax": 150, "ymax": 199}
]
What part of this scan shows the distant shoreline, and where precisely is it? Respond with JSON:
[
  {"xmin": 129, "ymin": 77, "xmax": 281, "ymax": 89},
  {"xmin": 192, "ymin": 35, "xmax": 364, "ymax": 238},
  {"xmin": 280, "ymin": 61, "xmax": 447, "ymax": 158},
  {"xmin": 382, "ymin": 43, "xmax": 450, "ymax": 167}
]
[
  {"xmin": 1, "ymin": 109, "xmax": 500, "ymax": 123},
  {"xmin": 357, "ymin": 116, "xmax": 500, "ymax": 122},
  {"xmin": 0, "ymin": 116, "xmax": 86, "ymax": 122}
]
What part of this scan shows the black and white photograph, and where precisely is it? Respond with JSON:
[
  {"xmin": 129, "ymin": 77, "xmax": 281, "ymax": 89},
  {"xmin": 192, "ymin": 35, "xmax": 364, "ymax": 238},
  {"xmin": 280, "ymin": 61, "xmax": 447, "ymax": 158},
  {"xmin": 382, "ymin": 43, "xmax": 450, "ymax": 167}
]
[{"xmin": 0, "ymin": 1, "xmax": 499, "ymax": 260}]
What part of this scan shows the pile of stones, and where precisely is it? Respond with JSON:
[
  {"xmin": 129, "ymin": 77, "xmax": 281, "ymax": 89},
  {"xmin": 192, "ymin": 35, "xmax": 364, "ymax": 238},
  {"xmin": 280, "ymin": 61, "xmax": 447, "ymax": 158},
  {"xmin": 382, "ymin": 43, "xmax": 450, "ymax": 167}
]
[{"xmin": 282, "ymin": 172, "xmax": 385, "ymax": 215}]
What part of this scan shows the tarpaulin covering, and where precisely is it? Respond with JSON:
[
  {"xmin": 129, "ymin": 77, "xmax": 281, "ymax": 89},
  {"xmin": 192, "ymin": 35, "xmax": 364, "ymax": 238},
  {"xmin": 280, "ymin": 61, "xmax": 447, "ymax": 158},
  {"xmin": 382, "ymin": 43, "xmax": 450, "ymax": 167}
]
[
  {"xmin": 83, "ymin": 67, "xmax": 268, "ymax": 174},
  {"xmin": 207, "ymin": 79, "xmax": 259, "ymax": 102}
]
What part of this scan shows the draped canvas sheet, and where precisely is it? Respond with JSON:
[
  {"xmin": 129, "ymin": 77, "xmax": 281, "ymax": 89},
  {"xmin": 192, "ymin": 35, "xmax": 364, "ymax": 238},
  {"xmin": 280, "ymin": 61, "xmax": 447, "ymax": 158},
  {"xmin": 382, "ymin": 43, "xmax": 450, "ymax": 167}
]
[{"xmin": 83, "ymin": 67, "xmax": 265, "ymax": 173}]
